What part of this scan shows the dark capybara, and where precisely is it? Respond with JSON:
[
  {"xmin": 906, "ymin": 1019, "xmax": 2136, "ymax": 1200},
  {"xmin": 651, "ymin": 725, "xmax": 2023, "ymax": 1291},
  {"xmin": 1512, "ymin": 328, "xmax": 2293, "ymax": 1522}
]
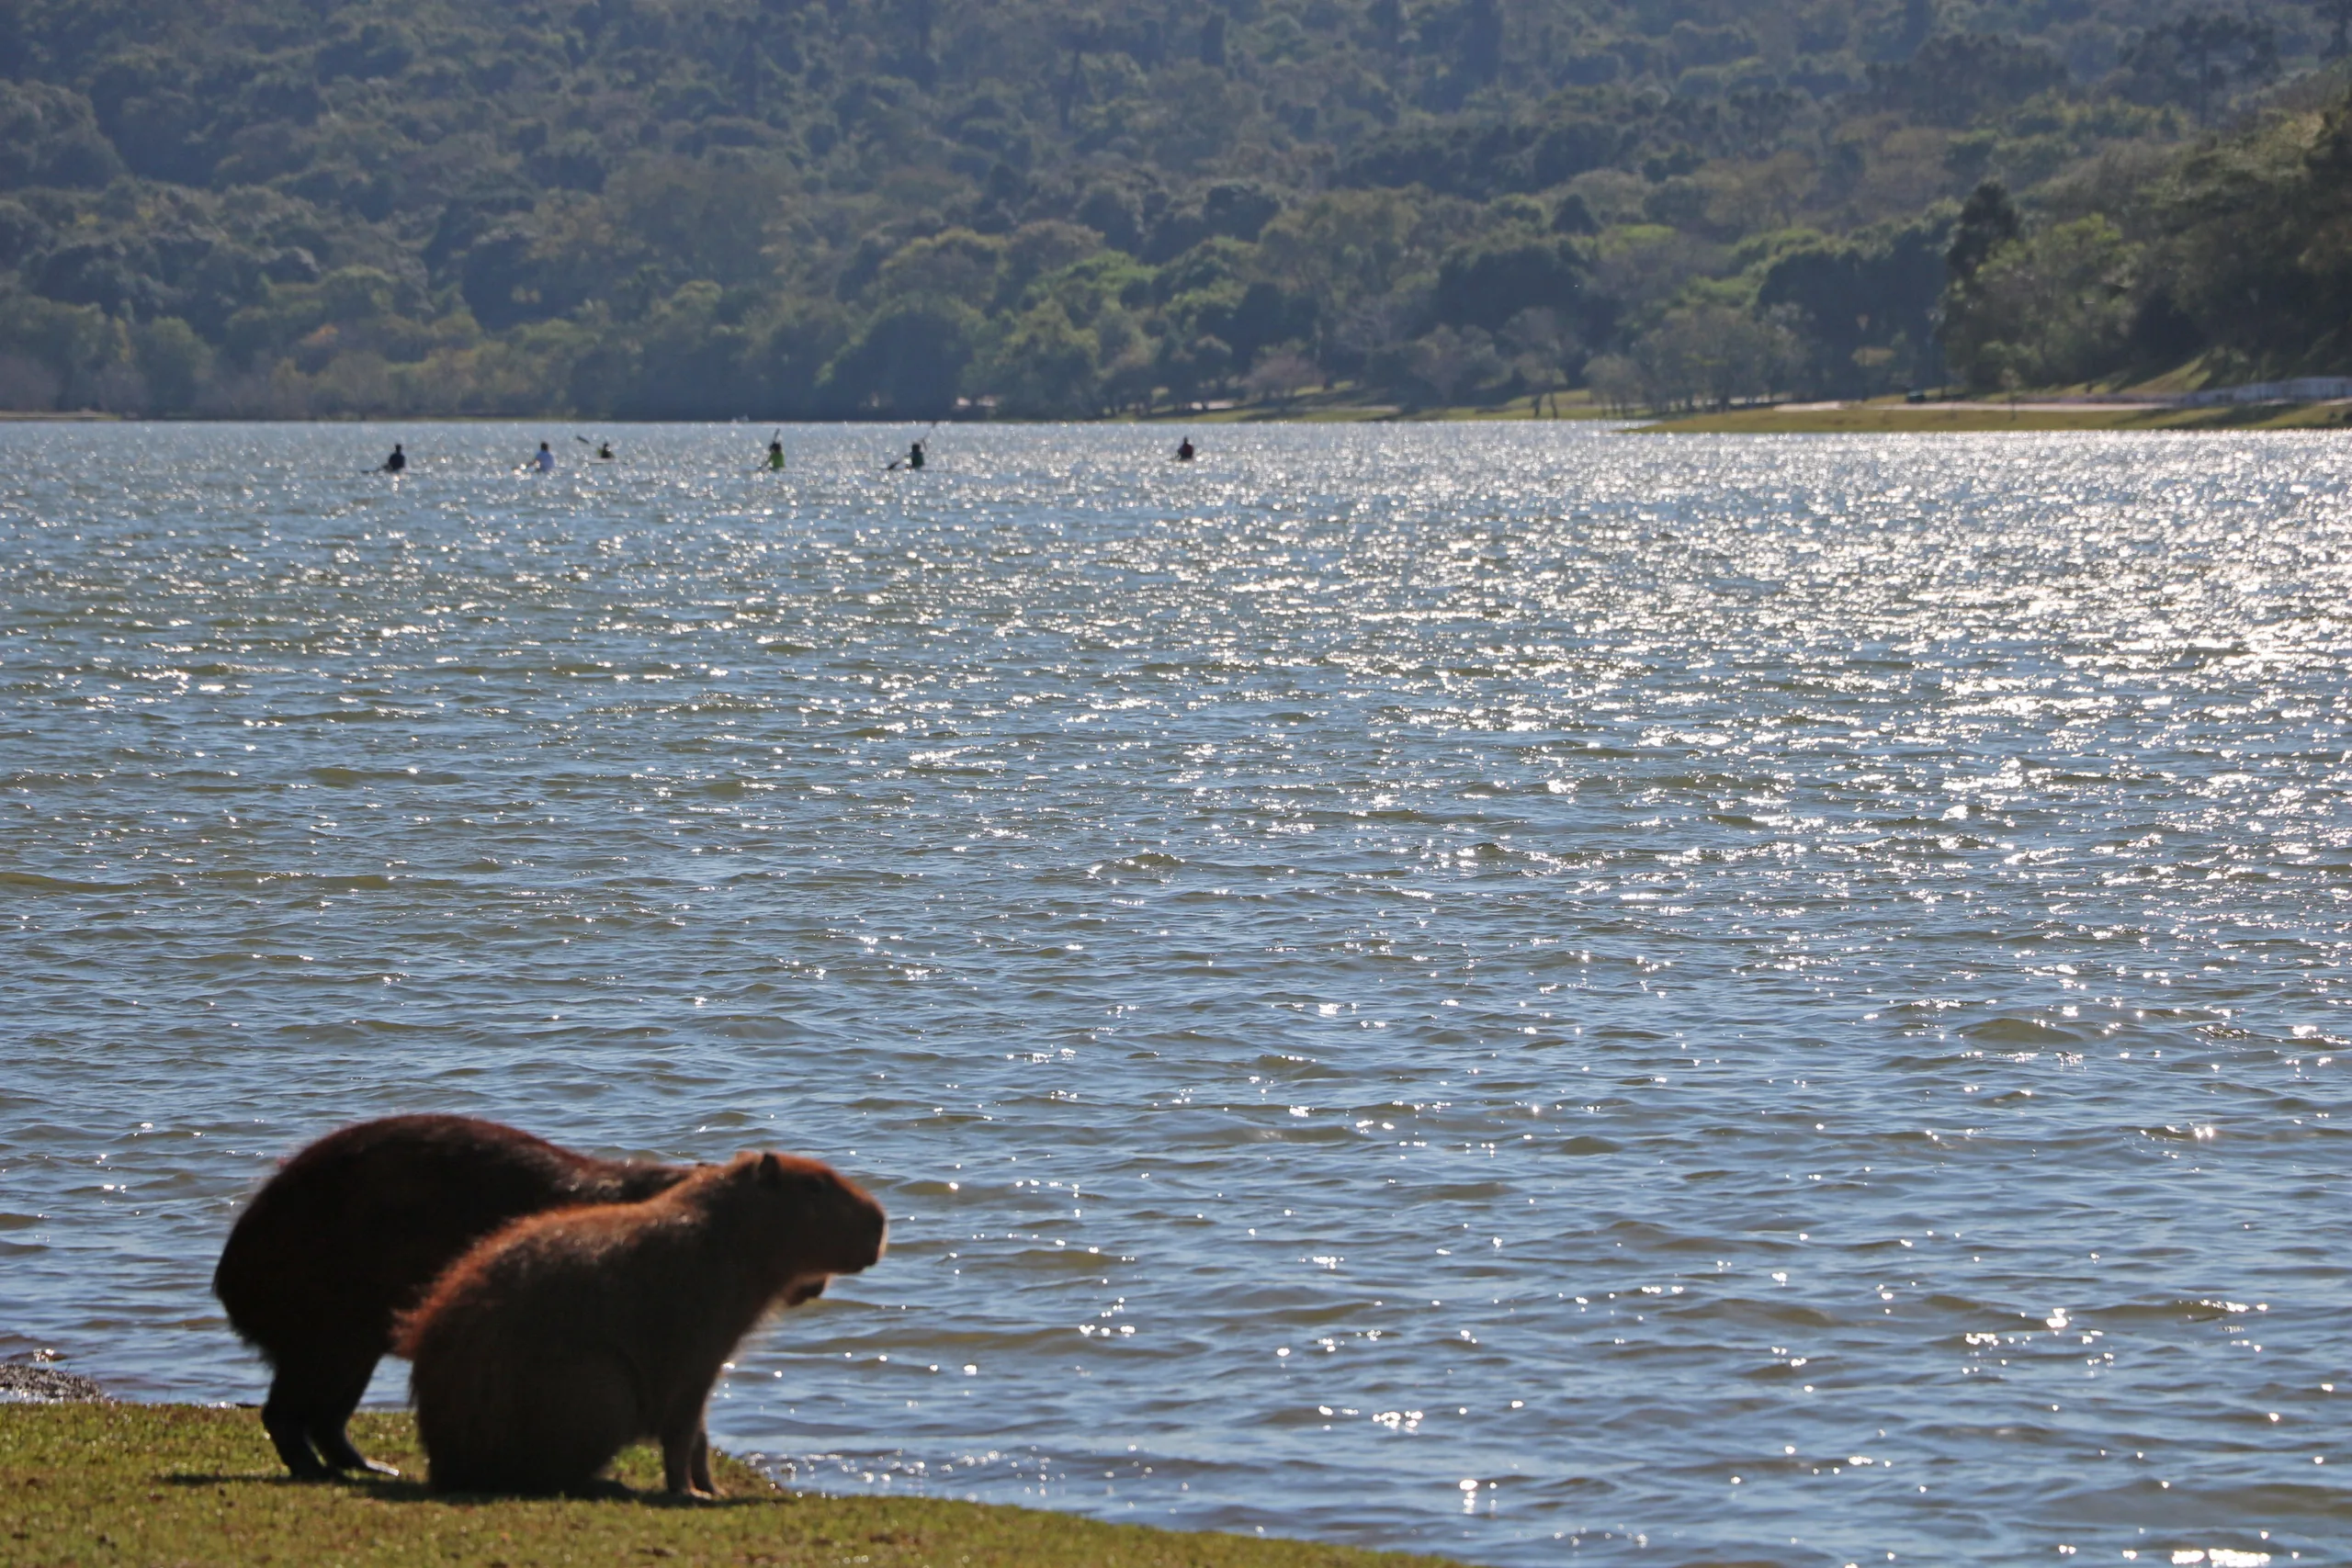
[
  {"xmin": 212, "ymin": 1114, "xmax": 694, "ymax": 1479},
  {"xmin": 396, "ymin": 1150, "xmax": 887, "ymax": 1497}
]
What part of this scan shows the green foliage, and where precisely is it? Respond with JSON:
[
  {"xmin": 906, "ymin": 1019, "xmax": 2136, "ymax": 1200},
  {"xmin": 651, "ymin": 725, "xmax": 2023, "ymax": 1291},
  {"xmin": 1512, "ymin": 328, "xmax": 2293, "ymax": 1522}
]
[
  {"xmin": 1430, "ymin": 232, "xmax": 1589, "ymax": 333},
  {"xmin": 981, "ymin": 299, "xmax": 1104, "ymax": 415},
  {"xmin": 0, "ymin": 80, "xmax": 125, "ymax": 188},
  {"xmin": 822, "ymin": 298, "xmax": 981, "ymax": 415},
  {"xmin": 1624, "ymin": 301, "xmax": 1800, "ymax": 409},
  {"xmin": 0, "ymin": 0, "xmax": 2342, "ymax": 415},
  {"xmin": 2152, "ymin": 99, "xmax": 2352, "ymax": 367},
  {"xmin": 1936, "ymin": 85, "xmax": 2352, "ymax": 388},
  {"xmin": 1867, "ymin": 35, "xmax": 2068, "ymax": 128},
  {"xmin": 1942, "ymin": 215, "xmax": 2137, "ymax": 387},
  {"xmin": 1759, "ymin": 212, "xmax": 1951, "ymax": 395}
]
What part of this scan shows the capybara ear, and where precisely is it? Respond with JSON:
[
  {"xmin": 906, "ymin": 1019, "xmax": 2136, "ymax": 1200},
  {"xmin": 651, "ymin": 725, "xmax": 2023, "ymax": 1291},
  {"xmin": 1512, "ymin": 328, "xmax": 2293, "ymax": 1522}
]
[{"xmin": 758, "ymin": 1152, "xmax": 785, "ymax": 1186}]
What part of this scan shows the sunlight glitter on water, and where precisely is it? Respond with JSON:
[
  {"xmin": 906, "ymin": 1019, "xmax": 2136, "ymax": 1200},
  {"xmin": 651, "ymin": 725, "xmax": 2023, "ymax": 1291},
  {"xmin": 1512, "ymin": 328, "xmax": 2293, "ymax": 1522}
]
[{"xmin": 1, "ymin": 421, "xmax": 2347, "ymax": 1565}]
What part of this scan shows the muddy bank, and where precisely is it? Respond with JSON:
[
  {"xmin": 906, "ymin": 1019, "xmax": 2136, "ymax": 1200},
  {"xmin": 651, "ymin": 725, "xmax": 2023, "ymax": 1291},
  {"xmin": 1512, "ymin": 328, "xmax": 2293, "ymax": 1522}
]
[{"xmin": 0, "ymin": 1357, "xmax": 107, "ymax": 1404}]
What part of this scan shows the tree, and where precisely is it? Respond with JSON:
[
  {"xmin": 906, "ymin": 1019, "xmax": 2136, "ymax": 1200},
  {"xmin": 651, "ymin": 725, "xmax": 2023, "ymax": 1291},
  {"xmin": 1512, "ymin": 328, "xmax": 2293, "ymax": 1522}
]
[
  {"xmin": 0, "ymin": 82, "xmax": 127, "ymax": 188},
  {"xmin": 820, "ymin": 299, "xmax": 980, "ymax": 415},
  {"xmin": 1939, "ymin": 217, "xmax": 2140, "ymax": 388},
  {"xmin": 1866, "ymin": 34, "xmax": 2068, "ymax": 127},
  {"xmin": 1462, "ymin": 0, "xmax": 1501, "ymax": 87},
  {"xmin": 976, "ymin": 299, "xmax": 1101, "ymax": 416},
  {"xmin": 1500, "ymin": 307, "xmax": 1579, "ymax": 403},
  {"xmin": 1761, "ymin": 215, "xmax": 1951, "ymax": 397},
  {"xmin": 1633, "ymin": 305, "xmax": 1794, "ymax": 411},
  {"xmin": 2320, "ymin": 0, "xmax": 2352, "ymax": 58},
  {"xmin": 1406, "ymin": 324, "xmax": 1505, "ymax": 405},
  {"xmin": 1430, "ymin": 233, "xmax": 1589, "ymax": 333},
  {"xmin": 1583, "ymin": 353, "xmax": 1643, "ymax": 413},
  {"xmin": 1243, "ymin": 345, "xmax": 1318, "ymax": 404},
  {"xmin": 2148, "ymin": 92, "xmax": 2352, "ymax": 371},
  {"xmin": 2124, "ymin": 11, "xmax": 2280, "ymax": 122},
  {"xmin": 1947, "ymin": 181, "xmax": 2021, "ymax": 287},
  {"xmin": 133, "ymin": 316, "xmax": 212, "ymax": 411}
]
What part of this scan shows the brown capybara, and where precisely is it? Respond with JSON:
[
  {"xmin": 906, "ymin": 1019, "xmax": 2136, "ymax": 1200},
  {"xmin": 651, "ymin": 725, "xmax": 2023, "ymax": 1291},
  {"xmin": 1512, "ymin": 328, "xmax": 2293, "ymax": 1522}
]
[
  {"xmin": 396, "ymin": 1150, "xmax": 887, "ymax": 1497},
  {"xmin": 212, "ymin": 1114, "xmax": 694, "ymax": 1479}
]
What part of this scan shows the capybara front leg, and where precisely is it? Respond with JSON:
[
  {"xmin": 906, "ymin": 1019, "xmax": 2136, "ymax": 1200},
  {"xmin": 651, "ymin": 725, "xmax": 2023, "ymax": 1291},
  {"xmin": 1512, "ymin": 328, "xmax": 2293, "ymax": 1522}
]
[
  {"xmin": 661, "ymin": 1405, "xmax": 715, "ymax": 1498},
  {"xmin": 261, "ymin": 1371, "xmax": 327, "ymax": 1479}
]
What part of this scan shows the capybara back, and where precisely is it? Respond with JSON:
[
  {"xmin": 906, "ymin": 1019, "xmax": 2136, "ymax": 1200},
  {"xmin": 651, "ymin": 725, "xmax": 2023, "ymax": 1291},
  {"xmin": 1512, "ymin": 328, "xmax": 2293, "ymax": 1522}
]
[
  {"xmin": 212, "ymin": 1114, "xmax": 692, "ymax": 1477},
  {"xmin": 401, "ymin": 1150, "xmax": 887, "ymax": 1496}
]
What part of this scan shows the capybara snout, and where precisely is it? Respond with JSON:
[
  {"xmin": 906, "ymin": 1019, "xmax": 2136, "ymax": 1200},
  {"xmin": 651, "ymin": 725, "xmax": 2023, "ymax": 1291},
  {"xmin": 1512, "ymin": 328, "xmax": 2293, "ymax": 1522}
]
[{"xmin": 760, "ymin": 1156, "xmax": 888, "ymax": 1278}]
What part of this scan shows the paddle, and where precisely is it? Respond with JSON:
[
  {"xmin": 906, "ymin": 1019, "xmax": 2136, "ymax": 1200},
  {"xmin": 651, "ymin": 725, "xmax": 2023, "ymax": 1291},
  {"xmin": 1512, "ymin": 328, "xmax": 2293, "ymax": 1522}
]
[{"xmin": 884, "ymin": 418, "xmax": 943, "ymax": 471}]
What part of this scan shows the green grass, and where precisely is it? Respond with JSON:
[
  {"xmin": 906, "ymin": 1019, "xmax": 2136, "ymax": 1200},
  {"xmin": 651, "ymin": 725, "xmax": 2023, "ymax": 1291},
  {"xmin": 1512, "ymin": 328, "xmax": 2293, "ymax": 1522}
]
[
  {"xmin": 0, "ymin": 1405, "xmax": 1460, "ymax": 1568},
  {"xmin": 1632, "ymin": 399, "xmax": 2352, "ymax": 433}
]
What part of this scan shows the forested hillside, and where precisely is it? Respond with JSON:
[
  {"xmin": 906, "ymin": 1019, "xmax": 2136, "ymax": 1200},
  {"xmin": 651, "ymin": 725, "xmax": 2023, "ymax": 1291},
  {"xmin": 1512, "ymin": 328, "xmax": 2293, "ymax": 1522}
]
[{"xmin": 0, "ymin": 0, "xmax": 2345, "ymax": 417}]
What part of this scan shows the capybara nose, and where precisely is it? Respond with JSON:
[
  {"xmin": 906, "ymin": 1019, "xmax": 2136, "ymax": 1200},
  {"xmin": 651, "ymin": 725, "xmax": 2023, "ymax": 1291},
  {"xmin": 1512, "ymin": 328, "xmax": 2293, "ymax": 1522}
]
[{"xmin": 851, "ymin": 1194, "xmax": 888, "ymax": 1268}]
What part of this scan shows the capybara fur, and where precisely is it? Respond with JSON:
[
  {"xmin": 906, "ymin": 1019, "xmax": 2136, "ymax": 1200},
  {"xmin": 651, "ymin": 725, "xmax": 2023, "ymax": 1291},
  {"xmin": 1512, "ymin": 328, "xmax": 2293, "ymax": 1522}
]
[
  {"xmin": 213, "ymin": 1114, "xmax": 693, "ymax": 1479},
  {"xmin": 397, "ymin": 1150, "xmax": 887, "ymax": 1497}
]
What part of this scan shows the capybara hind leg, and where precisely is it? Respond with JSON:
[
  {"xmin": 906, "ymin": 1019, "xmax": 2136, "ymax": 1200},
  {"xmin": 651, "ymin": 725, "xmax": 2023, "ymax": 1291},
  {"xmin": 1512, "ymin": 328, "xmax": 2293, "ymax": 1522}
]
[
  {"xmin": 320, "ymin": 1429, "xmax": 397, "ymax": 1476},
  {"xmin": 508, "ymin": 1357, "xmax": 640, "ymax": 1495},
  {"xmin": 261, "ymin": 1374, "xmax": 327, "ymax": 1479},
  {"xmin": 317, "ymin": 1421, "xmax": 399, "ymax": 1476},
  {"xmin": 306, "ymin": 1351, "xmax": 399, "ymax": 1476},
  {"xmin": 689, "ymin": 1427, "xmax": 714, "ymax": 1497}
]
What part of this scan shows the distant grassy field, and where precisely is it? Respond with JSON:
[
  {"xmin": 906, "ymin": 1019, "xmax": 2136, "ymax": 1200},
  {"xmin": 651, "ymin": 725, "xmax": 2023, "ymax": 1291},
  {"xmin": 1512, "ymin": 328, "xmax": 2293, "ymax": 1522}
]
[
  {"xmin": 1632, "ymin": 400, "xmax": 2352, "ymax": 434},
  {"xmin": 0, "ymin": 1404, "xmax": 1457, "ymax": 1568}
]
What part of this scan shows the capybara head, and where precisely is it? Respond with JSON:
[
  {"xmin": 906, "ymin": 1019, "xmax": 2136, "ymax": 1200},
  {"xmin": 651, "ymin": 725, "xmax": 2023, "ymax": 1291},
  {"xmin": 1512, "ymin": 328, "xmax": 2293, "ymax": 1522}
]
[{"xmin": 717, "ymin": 1151, "xmax": 888, "ymax": 1304}]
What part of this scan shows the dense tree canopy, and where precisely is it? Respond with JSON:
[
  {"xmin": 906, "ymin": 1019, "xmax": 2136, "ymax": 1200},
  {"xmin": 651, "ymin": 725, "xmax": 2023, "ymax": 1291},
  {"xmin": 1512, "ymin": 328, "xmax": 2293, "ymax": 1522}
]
[{"xmin": 0, "ymin": 0, "xmax": 2342, "ymax": 416}]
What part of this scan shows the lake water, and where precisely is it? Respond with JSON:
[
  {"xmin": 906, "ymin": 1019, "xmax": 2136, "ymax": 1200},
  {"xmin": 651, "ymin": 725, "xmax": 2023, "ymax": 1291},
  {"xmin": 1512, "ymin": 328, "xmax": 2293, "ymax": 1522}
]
[{"xmin": 2, "ymin": 421, "xmax": 2346, "ymax": 1565}]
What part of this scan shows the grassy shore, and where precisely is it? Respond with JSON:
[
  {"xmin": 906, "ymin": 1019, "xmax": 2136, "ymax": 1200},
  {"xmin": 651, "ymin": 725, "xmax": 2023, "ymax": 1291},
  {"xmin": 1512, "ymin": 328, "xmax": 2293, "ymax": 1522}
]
[
  {"xmin": 0, "ymin": 1404, "xmax": 1455, "ymax": 1568},
  {"xmin": 1633, "ymin": 398, "xmax": 2352, "ymax": 434}
]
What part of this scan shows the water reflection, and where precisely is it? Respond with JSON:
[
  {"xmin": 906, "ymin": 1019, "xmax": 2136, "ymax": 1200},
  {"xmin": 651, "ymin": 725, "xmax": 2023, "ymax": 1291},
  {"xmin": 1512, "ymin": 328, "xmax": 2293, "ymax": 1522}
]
[{"xmin": 0, "ymin": 422, "xmax": 2345, "ymax": 1564}]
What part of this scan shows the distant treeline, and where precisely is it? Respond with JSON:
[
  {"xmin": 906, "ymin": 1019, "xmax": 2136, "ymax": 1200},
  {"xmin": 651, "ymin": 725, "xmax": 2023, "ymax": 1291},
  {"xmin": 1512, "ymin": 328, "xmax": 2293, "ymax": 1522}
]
[{"xmin": 0, "ymin": 0, "xmax": 2343, "ymax": 418}]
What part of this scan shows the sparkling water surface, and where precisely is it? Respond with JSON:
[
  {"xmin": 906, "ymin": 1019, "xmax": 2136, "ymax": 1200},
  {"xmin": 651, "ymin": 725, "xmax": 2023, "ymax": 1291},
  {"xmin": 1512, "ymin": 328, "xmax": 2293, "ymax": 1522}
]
[{"xmin": 2, "ymin": 422, "xmax": 2347, "ymax": 1565}]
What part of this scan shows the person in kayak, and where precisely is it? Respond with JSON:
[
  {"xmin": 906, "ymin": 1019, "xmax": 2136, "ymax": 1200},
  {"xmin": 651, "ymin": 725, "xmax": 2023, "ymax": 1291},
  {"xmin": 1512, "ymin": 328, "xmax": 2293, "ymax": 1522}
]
[
  {"xmin": 766, "ymin": 437, "xmax": 786, "ymax": 470},
  {"xmin": 382, "ymin": 443, "xmax": 406, "ymax": 474},
  {"xmin": 906, "ymin": 439, "xmax": 925, "ymax": 470},
  {"xmin": 532, "ymin": 442, "xmax": 555, "ymax": 472},
  {"xmin": 1175, "ymin": 436, "xmax": 1195, "ymax": 461},
  {"xmin": 596, "ymin": 441, "xmax": 616, "ymax": 460}
]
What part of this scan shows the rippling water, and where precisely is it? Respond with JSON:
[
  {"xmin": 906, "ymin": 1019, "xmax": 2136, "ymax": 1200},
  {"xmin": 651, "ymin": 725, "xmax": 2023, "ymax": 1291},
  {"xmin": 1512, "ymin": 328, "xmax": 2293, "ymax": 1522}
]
[{"xmin": 2, "ymin": 421, "xmax": 2347, "ymax": 1563}]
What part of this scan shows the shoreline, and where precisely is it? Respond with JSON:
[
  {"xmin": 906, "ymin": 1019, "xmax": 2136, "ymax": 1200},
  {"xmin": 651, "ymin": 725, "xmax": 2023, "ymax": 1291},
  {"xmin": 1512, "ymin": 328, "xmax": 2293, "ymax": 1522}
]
[
  {"xmin": 1629, "ymin": 398, "xmax": 2352, "ymax": 434},
  {"xmin": 0, "ymin": 1402, "xmax": 1460, "ymax": 1568},
  {"xmin": 11, "ymin": 394, "xmax": 2351, "ymax": 433}
]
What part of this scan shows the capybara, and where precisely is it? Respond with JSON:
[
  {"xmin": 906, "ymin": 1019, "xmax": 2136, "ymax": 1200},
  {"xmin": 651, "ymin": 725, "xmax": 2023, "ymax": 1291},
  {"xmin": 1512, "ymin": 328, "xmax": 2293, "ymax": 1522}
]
[
  {"xmin": 212, "ymin": 1114, "xmax": 694, "ymax": 1479},
  {"xmin": 396, "ymin": 1150, "xmax": 887, "ymax": 1497}
]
